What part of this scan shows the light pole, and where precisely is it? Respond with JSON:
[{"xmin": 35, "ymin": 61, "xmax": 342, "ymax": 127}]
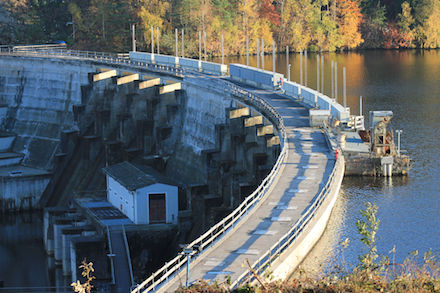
[
  {"xmin": 182, "ymin": 246, "xmax": 194, "ymax": 287},
  {"xmin": 396, "ymin": 130, "xmax": 402, "ymax": 156}
]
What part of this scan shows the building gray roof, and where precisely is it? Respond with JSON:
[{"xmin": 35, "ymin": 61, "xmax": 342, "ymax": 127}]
[{"xmin": 102, "ymin": 161, "xmax": 179, "ymax": 191}]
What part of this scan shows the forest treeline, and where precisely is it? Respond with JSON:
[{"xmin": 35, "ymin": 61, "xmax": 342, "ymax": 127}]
[{"xmin": 0, "ymin": 0, "xmax": 439, "ymax": 55}]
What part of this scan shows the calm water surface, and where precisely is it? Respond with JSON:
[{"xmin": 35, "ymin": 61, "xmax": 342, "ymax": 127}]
[
  {"xmin": 218, "ymin": 50, "xmax": 440, "ymax": 269},
  {"xmin": 0, "ymin": 50, "xmax": 439, "ymax": 287}
]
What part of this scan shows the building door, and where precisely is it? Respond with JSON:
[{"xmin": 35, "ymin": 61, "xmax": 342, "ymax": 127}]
[{"xmin": 149, "ymin": 193, "xmax": 166, "ymax": 223}]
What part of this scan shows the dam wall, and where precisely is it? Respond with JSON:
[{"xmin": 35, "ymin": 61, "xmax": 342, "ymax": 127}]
[
  {"xmin": 165, "ymin": 77, "xmax": 233, "ymax": 184},
  {"xmin": 0, "ymin": 54, "xmax": 278, "ymax": 219},
  {"xmin": 0, "ymin": 56, "xmax": 95, "ymax": 169}
]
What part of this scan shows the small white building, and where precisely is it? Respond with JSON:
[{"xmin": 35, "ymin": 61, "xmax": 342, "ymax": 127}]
[{"xmin": 102, "ymin": 161, "xmax": 179, "ymax": 225}]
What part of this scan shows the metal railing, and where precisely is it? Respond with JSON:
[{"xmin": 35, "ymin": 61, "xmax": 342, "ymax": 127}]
[
  {"xmin": 122, "ymin": 225, "xmax": 135, "ymax": 287},
  {"xmin": 131, "ymin": 86, "xmax": 288, "ymax": 293},
  {"xmin": 107, "ymin": 226, "xmax": 116, "ymax": 285},
  {"xmin": 0, "ymin": 48, "xmax": 342, "ymax": 292},
  {"xmin": 231, "ymin": 155, "xmax": 343, "ymax": 288},
  {"xmin": 2, "ymin": 48, "xmax": 199, "ymax": 79}
]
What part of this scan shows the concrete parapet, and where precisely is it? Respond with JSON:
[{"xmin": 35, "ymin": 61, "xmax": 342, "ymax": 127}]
[
  {"xmin": 230, "ymin": 107, "xmax": 250, "ymax": 119},
  {"xmin": 245, "ymin": 116, "xmax": 263, "ymax": 127},
  {"xmin": 139, "ymin": 78, "xmax": 161, "ymax": 89},
  {"xmin": 93, "ymin": 70, "xmax": 117, "ymax": 82},
  {"xmin": 270, "ymin": 157, "xmax": 345, "ymax": 281},
  {"xmin": 155, "ymin": 55, "xmax": 179, "ymax": 67},
  {"xmin": 129, "ymin": 51, "xmax": 155, "ymax": 63},
  {"xmin": 229, "ymin": 63, "xmax": 284, "ymax": 89},
  {"xmin": 201, "ymin": 61, "xmax": 228, "ymax": 75},
  {"xmin": 179, "ymin": 58, "xmax": 201, "ymax": 71},
  {"xmin": 267, "ymin": 136, "xmax": 280, "ymax": 147},
  {"xmin": 159, "ymin": 83, "xmax": 181, "ymax": 95},
  {"xmin": 257, "ymin": 125, "xmax": 274, "ymax": 136},
  {"xmin": 117, "ymin": 74, "xmax": 139, "ymax": 86},
  {"xmin": 284, "ymin": 81, "xmax": 302, "ymax": 96}
]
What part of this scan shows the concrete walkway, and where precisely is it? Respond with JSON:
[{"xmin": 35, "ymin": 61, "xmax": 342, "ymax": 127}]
[{"xmin": 159, "ymin": 81, "xmax": 335, "ymax": 292}]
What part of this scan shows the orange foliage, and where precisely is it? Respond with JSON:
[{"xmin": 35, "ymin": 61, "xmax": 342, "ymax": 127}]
[
  {"xmin": 259, "ymin": 0, "xmax": 280, "ymax": 26},
  {"xmin": 382, "ymin": 22, "xmax": 412, "ymax": 49},
  {"xmin": 338, "ymin": 0, "xmax": 363, "ymax": 49}
]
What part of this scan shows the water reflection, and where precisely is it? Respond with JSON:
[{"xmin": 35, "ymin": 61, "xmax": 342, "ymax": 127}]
[{"xmin": 0, "ymin": 212, "xmax": 49, "ymax": 288}]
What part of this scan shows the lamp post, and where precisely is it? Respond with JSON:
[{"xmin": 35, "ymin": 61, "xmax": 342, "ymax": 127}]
[
  {"xmin": 396, "ymin": 130, "xmax": 402, "ymax": 156},
  {"xmin": 182, "ymin": 247, "xmax": 194, "ymax": 287}
]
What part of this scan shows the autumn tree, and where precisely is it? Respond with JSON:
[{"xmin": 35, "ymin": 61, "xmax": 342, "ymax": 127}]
[
  {"xmin": 138, "ymin": 0, "xmax": 170, "ymax": 53},
  {"xmin": 260, "ymin": 0, "xmax": 281, "ymax": 26},
  {"xmin": 359, "ymin": 0, "xmax": 387, "ymax": 48},
  {"xmin": 337, "ymin": 0, "xmax": 363, "ymax": 49},
  {"xmin": 410, "ymin": 0, "xmax": 440, "ymax": 48},
  {"xmin": 281, "ymin": 0, "xmax": 314, "ymax": 51},
  {"xmin": 308, "ymin": 2, "xmax": 342, "ymax": 51},
  {"xmin": 396, "ymin": 1, "xmax": 415, "ymax": 47}
]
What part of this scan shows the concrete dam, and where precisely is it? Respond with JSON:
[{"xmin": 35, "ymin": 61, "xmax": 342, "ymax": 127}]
[
  {"xmin": 0, "ymin": 50, "xmax": 346, "ymax": 292},
  {"xmin": 0, "ymin": 53, "xmax": 289, "ymax": 286},
  {"xmin": 0, "ymin": 55, "xmax": 279, "ymax": 211}
]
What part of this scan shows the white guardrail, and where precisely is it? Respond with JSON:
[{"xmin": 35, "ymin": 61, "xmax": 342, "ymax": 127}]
[
  {"xmin": 232, "ymin": 155, "xmax": 343, "ymax": 287},
  {"xmin": 0, "ymin": 47, "xmax": 344, "ymax": 292}
]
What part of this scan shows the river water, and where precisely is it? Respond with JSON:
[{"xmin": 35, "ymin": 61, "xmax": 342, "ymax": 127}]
[
  {"xmin": 1, "ymin": 50, "xmax": 439, "ymax": 288},
  {"xmin": 218, "ymin": 50, "xmax": 440, "ymax": 271}
]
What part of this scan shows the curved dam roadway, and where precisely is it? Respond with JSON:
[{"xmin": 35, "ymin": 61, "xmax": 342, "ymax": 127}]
[
  {"xmin": 157, "ymin": 78, "xmax": 344, "ymax": 292},
  {"xmin": 0, "ymin": 50, "xmax": 343, "ymax": 292}
]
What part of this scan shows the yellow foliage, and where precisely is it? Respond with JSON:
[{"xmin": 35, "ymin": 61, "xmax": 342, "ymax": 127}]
[
  {"xmin": 421, "ymin": 2, "xmax": 440, "ymax": 48},
  {"xmin": 337, "ymin": 0, "xmax": 363, "ymax": 49},
  {"xmin": 138, "ymin": 0, "xmax": 170, "ymax": 47}
]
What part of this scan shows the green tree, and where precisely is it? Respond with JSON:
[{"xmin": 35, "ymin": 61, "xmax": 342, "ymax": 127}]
[
  {"xmin": 412, "ymin": 0, "xmax": 440, "ymax": 48},
  {"xmin": 356, "ymin": 202, "xmax": 381, "ymax": 273},
  {"xmin": 396, "ymin": 1, "xmax": 415, "ymax": 47},
  {"xmin": 359, "ymin": 1, "xmax": 387, "ymax": 48}
]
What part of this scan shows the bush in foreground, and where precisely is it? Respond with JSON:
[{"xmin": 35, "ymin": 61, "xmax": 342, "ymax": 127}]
[{"xmin": 176, "ymin": 203, "xmax": 440, "ymax": 293}]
